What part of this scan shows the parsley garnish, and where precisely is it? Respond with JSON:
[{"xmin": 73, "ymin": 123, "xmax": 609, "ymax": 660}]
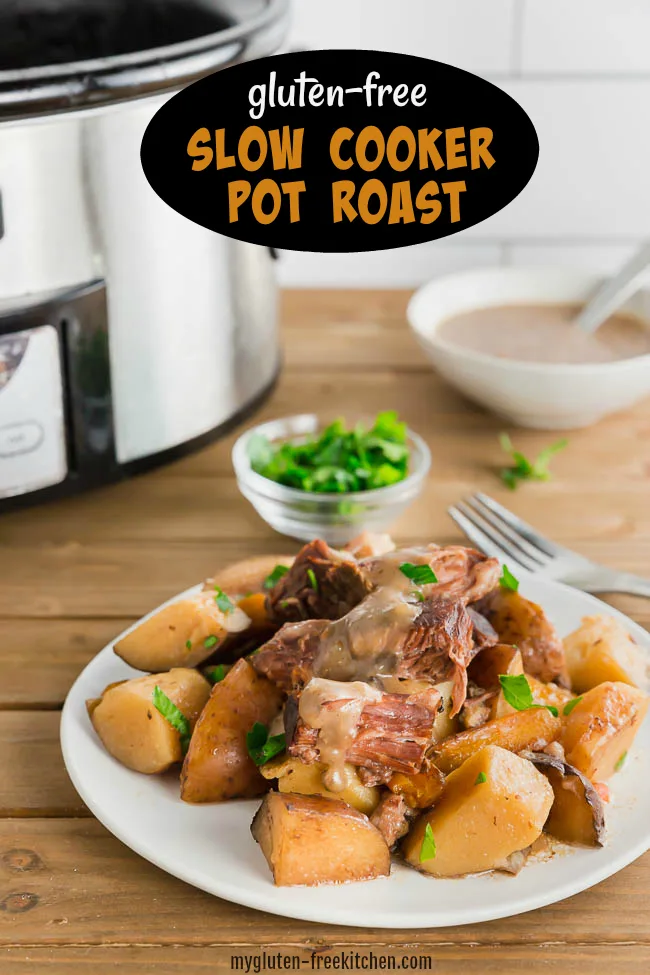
[
  {"xmin": 399, "ymin": 563, "xmax": 438, "ymax": 586},
  {"xmin": 615, "ymin": 751, "xmax": 628, "ymax": 772},
  {"xmin": 499, "ymin": 433, "xmax": 568, "ymax": 490},
  {"xmin": 563, "ymin": 696, "xmax": 583, "ymax": 717},
  {"xmin": 204, "ymin": 635, "xmax": 219, "ymax": 649},
  {"xmin": 412, "ymin": 590, "xmax": 425, "ymax": 603},
  {"xmin": 152, "ymin": 686, "xmax": 191, "ymax": 753},
  {"xmin": 246, "ymin": 411, "xmax": 410, "ymax": 494},
  {"xmin": 499, "ymin": 565, "xmax": 519, "ymax": 592},
  {"xmin": 214, "ymin": 587, "xmax": 234, "ymax": 614},
  {"xmin": 498, "ymin": 673, "xmax": 558, "ymax": 717},
  {"xmin": 419, "ymin": 823, "xmax": 437, "ymax": 862},
  {"xmin": 307, "ymin": 568, "xmax": 319, "ymax": 591},
  {"xmin": 246, "ymin": 722, "xmax": 286, "ymax": 766},
  {"xmin": 185, "ymin": 639, "xmax": 192, "ymax": 650},
  {"xmin": 475, "ymin": 771, "xmax": 487, "ymax": 785},
  {"xmin": 206, "ymin": 664, "xmax": 226, "ymax": 684},
  {"xmin": 264, "ymin": 564, "xmax": 289, "ymax": 590}
]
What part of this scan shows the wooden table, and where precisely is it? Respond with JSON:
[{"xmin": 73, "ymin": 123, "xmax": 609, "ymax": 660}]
[{"xmin": 2, "ymin": 290, "xmax": 649, "ymax": 973}]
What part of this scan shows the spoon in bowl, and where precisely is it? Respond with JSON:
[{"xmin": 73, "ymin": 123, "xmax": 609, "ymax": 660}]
[{"xmin": 574, "ymin": 240, "xmax": 650, "ymax": 334}]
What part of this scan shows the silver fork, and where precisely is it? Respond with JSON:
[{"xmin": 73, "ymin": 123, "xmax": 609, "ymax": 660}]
[{"xmin": 448, "ymin": 492, "xmax": 650, "ymax": 598}]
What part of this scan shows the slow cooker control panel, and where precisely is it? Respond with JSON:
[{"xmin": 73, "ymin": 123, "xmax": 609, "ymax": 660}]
[{"xmin": 0, "ymin": 325, "xmax": 67, "ymax": 498}]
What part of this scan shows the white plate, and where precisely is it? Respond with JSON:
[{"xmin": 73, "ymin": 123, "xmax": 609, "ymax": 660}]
[{"xmin": 61, "ymin": 574, "xmax": 650, "ymax": 928}]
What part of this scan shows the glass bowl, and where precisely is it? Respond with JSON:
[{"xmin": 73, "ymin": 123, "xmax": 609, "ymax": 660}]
[{"xmin": 232, "ymin": 413, "xmax": 431, "ymax": 544}]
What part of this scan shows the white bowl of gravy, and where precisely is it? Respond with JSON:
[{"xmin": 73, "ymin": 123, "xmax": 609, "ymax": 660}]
[{"xmin": 407, "ymin": 267, "xmax": 650, "ymax": 429}]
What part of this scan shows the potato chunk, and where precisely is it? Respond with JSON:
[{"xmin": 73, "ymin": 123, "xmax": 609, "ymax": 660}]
[
  {"xmin": 114, "ymin": 593, "xmax": 250, "ymax": 672},
  {"xmin": 261, "ymin": 756, "xmax": 380, "ymax": 815},
  {"xmin": 88, "ymin": 668, "xmax": 210, "ymax": 774},
  {"xmin": 432, "ymin": 706, "xmax": 561, "ymax": 774},
  {"xmin": 251, "ymin": 792, "xmax": 390, "ymax": 886},
  {"xmin": 561, "ymin": 681, "xmax": 648, "ymax": 781},
  {"xmin": 204, "ymin": 554, "xmax": 295, "ymax": 598},
  {"xmin": 403, "ymin": 746, "xmax": 553, "ymax": 877},
  {"xmin": 563, "ymin": 615, "xmax": 648, "ymax": 693},
  {"xmin": 180, "ymin": 659, "xmax": 283, "ymax": 803}
]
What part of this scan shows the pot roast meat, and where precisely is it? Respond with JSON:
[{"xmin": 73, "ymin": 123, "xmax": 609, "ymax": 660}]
[
  {"xmin": 397, "ymin": 597, "xmax": 476, "ymax": 716},
  {"xmin": 289, "ymin": 685, "xmax": 442, "ymax": 777},
  {"xmin": 250, "ymin": 619, "xmax": 327, "ymax": 692},
  {"xmin": 370, "ymin": 792, "xmax": 415, "ymax": 848},
  {"xmin": 362, "ymin": 545, "xmax": 500, "ymax": 606},
  {"xmin": 468, "ymin": 607, "xmax": 499, "ymax": 650},
  {"xmin": 265, "ymin": 539, "xmax": 373, "ymax": 624}
]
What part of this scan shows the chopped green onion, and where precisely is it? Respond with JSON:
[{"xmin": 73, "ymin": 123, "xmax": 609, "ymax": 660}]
[
  {"xmin": 498, "ymin": 673, "xmax": 558, "ymax": 717},
  {"xmin": 563, "ymin": 696, "xmax": 583, "ymax": 717},
  {"xmin": 499, "ymin": 433, "xmax": 568, "ymax": 490},
  {"xmin": 152, "ymin": 686, "xmax": 191, "ymax": 753},
  {"xmin": 204, "ymin": 635, "xmax": 219, "ymax": 649},
  {"xmin": 399, "ymin": 563, "xmax": 438, "ymax": 586},
  {"xmin": 419, "ymin": 823, "xmax": 437, "ymax": 862},
  {"xmin": 214, "ymin": 587, "xmax": 234, "ymax": 614},
  {"xmin": 185, "ymin": 640, "xmax": 192, "ymax": 650},
  {"xmin": 246, "ymin": 722, "xmax": 286, "ymax": 766},
  {"xmin": 206, "ymin": 664, "xmax": 226, "ymax": 684},
  {"xmin": 499, "ymin": 565, "xmax": 519, "ymax": 592},
  {"xmin": 246, "ymin": 411, "xmax": 410, "ymax": 494},
  {"xmin": 307, "ymin": 568, "xmax": 319, "ymax": 591},
  {"xmin": 264, "ymin": 564, "xmax": 290, "ymax": 590},
  {"xmin": 615, "ymin": 751, "xmax": 628, "ymax": 772},
  {"xmin": 475, "ymin": 772, "xmax": 487, "ymax": 785}
]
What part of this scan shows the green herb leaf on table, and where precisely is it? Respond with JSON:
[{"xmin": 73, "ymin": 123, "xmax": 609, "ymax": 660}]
[
  {"xmin": 615, "ymin": 751, "xmax": 628, "ymax": 772},
  {"xmin": 246, "ymin": 722, "xmax": 286, "ymax": 766},
  {"xmin": 214, "ymin": 586, "xmax": 234, "ymax": 614},
  {"xmin": 264, "ymin": 564, "xmax": 289, "ymax": 590},
  {"xmin": 563, "ymin": 696, "xmax": 583, "ymax": 717},
  {"xmin": 206, "ymin": 664, "xmax": 226, "ymax": 684},
  {"xmin": 475, "ymin": 772, "xmax": 487, "ymax": 785},
  {"xmin": 419, "ymin": 823, "xmax": 437, "ymax": 862},
  {"xmin": 499, "ymin": 433, "xmax": 568, "ymax": 490},
  {"xmin": 399, "ymin": 563, "xmax": 438, "ymax": 586},
  {"xmin": 498, "ymin": 673, "xmax": 558, "ymax": 717},
  {"xmin": 152, "ymin": 686, "xmax": 191, "ymax": 753},
  {"xmin": 499, "ymin": 564, "xmax": 520, "ymax": 592},
  {"xmin": 246, "ymin": 411, "xmax": 410, "ymax": 494}
]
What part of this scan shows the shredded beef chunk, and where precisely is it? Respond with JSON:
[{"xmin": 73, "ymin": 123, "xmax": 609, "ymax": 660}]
[
  {"xmin": 370, "ymin": 793, "xmax": 415, "ymax": 848},
  {"xmin": 397, "ymin": 597, "xmax": 475, "ymax": 716},
  {"xmin": 265, "ymin": 539, "xmax": 373, "ymax": 624},
  {"xmin": 251, "ymin": 620, "xmax": 327, "ymax": 692},
  {"xmin": 468, "ymin": 607, "xmax": 499, "ymax": 650},
  {"xmin": 375, "ymin": 545, "xmax": 500, "ymax": 605},
  {"xmin": 289, "ymin": 685, "xmax": 441, "ymax": 777}
]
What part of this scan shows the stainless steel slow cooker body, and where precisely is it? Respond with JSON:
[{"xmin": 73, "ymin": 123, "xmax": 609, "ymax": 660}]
[{"xmin": 0, "ymin": 0, "xmax": 289, "ymax": 507}]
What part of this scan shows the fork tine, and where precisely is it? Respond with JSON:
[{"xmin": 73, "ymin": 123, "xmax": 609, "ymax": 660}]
[
  {"xmin": 448, "ymin": 505, "xmax": 526, "ymax": 570},
  {"xmin": 474, "ymin": 493, "xmax": 561, "ymax": 557},
  {"xmin": 465, "ymin": 496, "xmax": 547, "ymax": 567},
  {"xmin": 454, "ymin": 502, "xmax": 541, "ymax": 572}
]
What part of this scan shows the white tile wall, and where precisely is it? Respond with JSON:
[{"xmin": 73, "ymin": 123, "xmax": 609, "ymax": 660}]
[
  {"xmin": 281, "ymin": 0, "xmax": 650, "ymax": 286},
  {"xmin": 521, "ymin": 0, "xmax": 650, "ymax": 75},
  {"xmin": 289, "ymin": 0, "xmax": 516, "ymax": 75}
]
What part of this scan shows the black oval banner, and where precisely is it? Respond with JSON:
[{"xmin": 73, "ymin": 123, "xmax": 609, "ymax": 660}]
[{"xmin": 140, "ymin": 50, "xmax": 539, "ymax": 253}]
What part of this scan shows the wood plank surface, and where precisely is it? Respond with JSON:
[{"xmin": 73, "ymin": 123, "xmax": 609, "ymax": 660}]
[
  {"xmin": 1, "ymin": 946, "xmax": 649, "ymax": 975},
  {"xmin": 0, "ymin": 820, "xmax": 649, "ymax": 947},
  {"xmin": 1, "ymin": 289, "xmax": 649, "ymax": 970}
]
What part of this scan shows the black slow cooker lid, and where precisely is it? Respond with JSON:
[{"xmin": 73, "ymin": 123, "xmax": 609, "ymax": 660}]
[{"xmin": 0, "ymin": 0, "xmax": 289, "ymax": 121}]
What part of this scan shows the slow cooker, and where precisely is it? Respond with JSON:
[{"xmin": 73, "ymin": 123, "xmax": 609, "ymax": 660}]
[{"xmin": 0, "ymin": 0, "xmax": 289, "ymax": 509}]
